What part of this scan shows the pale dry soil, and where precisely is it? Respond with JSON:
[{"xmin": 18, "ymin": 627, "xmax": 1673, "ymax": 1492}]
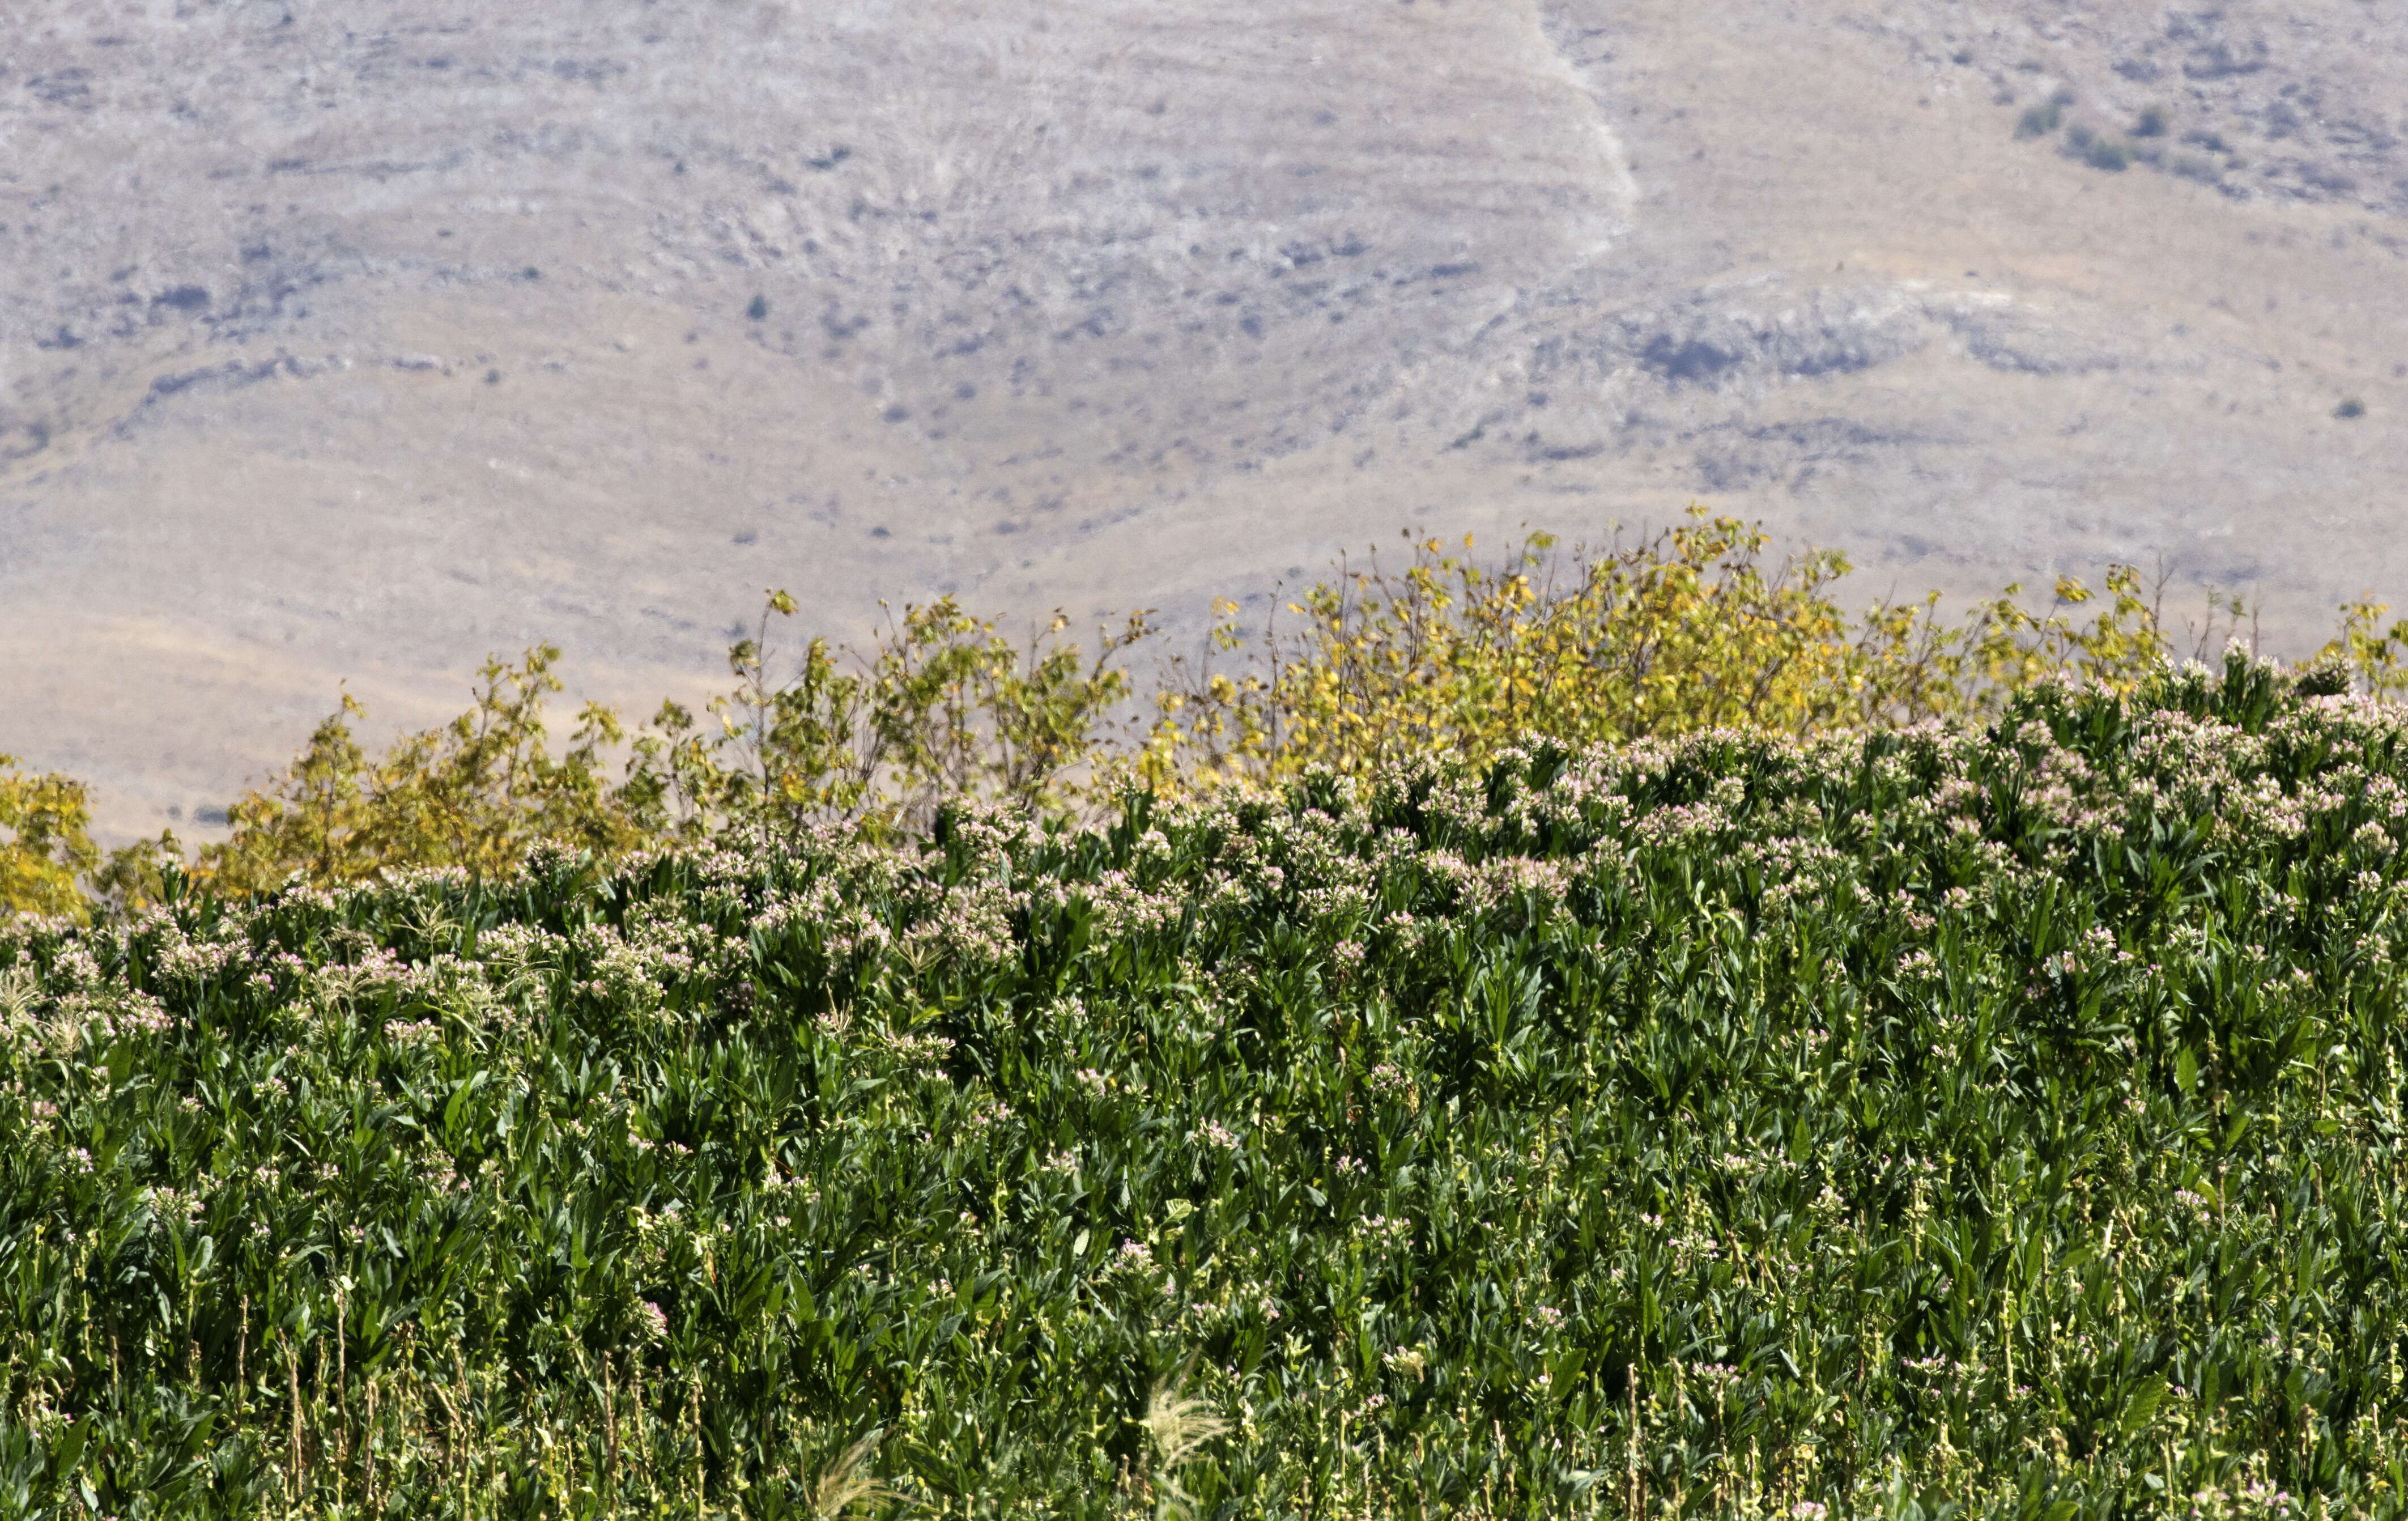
[{"xmin": 3, "ymin": 0, "xmax": 2405, "ymax": 838}]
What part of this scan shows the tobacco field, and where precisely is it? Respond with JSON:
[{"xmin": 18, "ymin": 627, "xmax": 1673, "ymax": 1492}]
[{"xmin": 10, "ymin": 651, "xmax": 2408, "ymax": 1518}]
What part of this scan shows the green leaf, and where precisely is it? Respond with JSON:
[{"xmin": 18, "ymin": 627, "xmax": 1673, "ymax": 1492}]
[
  {"xmin": 2121, "ymin": 1373, "xmax": 2168, "ymax": 1437},
  {"xmin": 50, "ymin": 1418, "xmax": 88, "ymax": 1481}
]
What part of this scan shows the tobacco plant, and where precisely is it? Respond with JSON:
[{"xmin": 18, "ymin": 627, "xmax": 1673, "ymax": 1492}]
[{"xmin": 8, "ymin": 652, "xmax": 2408, "ymax": 1516}]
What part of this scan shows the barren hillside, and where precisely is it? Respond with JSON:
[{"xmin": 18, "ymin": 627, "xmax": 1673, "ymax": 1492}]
[{"xmin": 5, "ymin": 0, "xmax": 2405, "ymax": 836}]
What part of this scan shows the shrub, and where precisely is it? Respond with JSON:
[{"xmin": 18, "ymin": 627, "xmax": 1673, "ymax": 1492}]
[
  {"xmin": 623, "ymin": 593, "xmax": 1155, "ymax": 847},
  {"xmin": 19, "ymin": 508, "xmax": 2408, "ymax": 910},
  {"xmin": 2063, "ymin": 122, "xmax": 2134, "ymax": 170},
  {"xmin": 1, "ymin": 758, "xmax": 176, "ymax": 921},
  {"xmin": 2338, "ymin": 397, "xmax": 2368, "ymax": 419},
  {"xmin": 1145, "ymin": 516, "xmax": 2198, "ymax": 791},
  {"xmin": 0, "ymin": 755, "xmax": 97, "ymax": 919},
  {"xmin": 2084, "ymin": 135, "xmax": 2133, "ymax": 171},
  {"xmin": 196, "ymin": 647, "xmax": 646, "ymax": 895},
  {"xmin": 2135, "ymin": 103, "xmax": 2170, "ymax": 137},
  {"xmin": 2015, "ymin": 100, "xmax": 2064, "ymax": 138}
]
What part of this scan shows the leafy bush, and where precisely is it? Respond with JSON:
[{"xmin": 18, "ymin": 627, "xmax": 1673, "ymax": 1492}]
[
  {"xmin": 161, "ymin": 600, "xmax": 1154, "ymax": 903},
  {"xmin": 1143, "ymin": 519, "xmax": 2193, "ymax": 791},
  {"xmin": 626, "ymin": 593, "xmax": 1154, "ymax": 848},
  {"xmin": 0, "ymin": 757, "xmax": 97, "ymax": 920},
  {"xmin": 11, "ymin": 656, "xmax": 2408, "ymax": 1514},
  {"xmin": 2338, "ymin": 398, "xmax": 2368, "ymax": 420},
  {"xmin": 195, "ymin": 647, "xmax": 646, "ymax": 898},
  {"xmin": 1, "ymin": 759, "xmax": 178, "ymax": 923},
  {"xmin": 15, "ymin": 510, "xmax": 2400, "ymax": 915}
]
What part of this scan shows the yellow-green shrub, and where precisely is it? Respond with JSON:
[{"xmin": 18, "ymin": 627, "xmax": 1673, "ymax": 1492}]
[
  {"xmin": 24, "ymin": 507, "xmax": 2408, "ymax": 911},
  {"xmin": 0, "ymin": 757, "xmax": 174, "ymax": 921},
  {"xmin": 197, "ymin": 646, "xmax": 643, "ymax": 895},
  {"xmin": 2320, "ymin": 597, "xmax": 2408, "ymax": 698},
  {"xmin": 1143, "ymin": 512, "xmax": 2218, "ymax": 789},
  {"xmin": 618, "ymin": 592, "xmax": 1153, "ymax": 847},
  {"xmin": 0, "ymin": 755, "xmax": 98, "ymax": 919}
]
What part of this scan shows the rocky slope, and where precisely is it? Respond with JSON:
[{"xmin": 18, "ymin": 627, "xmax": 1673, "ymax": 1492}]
[{"xmin": 4, "ymin": 0, "xmax": 2405, "ymax": 835}]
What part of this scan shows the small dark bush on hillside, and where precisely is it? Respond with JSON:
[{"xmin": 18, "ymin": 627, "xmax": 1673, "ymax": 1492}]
[
  {"xmin": 2338, "ymin": 397, "xmax": 2368, "ymax": 420},
  {"xmin": 2016, "ymin": 100, "xmax": 2064, "ymax": 138},
  {"xmin": 2064, "ymin": 124, "xmax": 2132, "ymax": 170},
  {"xmin": 747, "ymin": 293, "xmax": 769, "ymax": 321},
  {"xmin": 2135, "ymin": 104, "xmax": 2170, "ymax": 137},
  {"xmin": 2085, "ymin": 137, "xmax": 2133, "ymax": 171}
]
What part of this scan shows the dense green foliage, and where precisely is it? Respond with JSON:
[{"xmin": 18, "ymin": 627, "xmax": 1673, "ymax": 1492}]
[{"xmin": 10, "ymin": 653, "xmax": 2408, "ymax": 1516}]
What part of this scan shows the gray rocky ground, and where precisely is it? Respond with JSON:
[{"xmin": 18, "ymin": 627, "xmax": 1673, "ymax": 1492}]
[{"xmin": 4, "ymin": 1, "xmax": 2406, "ymax": 836}]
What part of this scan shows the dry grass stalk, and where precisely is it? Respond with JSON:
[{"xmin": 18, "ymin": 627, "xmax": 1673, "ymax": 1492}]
[
  {"xmin": 333, "ymin": 1290, "xmax": 348, "ymax": 1478},
  {"xmin": 364, "ymin": 1375, "xmax": 379, "ymax": 1513},
  {"xmin": 603, "ymin": 1354, "xmax": 620, "ymax": 1498},
  {"xmin": 688, "ymin": 1374, "xmax": 705, "ymax": 1516},
  {"xmin": 1139, "ymin": 1371, "xmax": 1228, "ymax": 1520},
  {"xmin": 287, "ymin": 1339, "xmax": 305, "ymax": 1501},
  {"xmin": 810, "ymin": 1430, "xmax": 902, "ymax": 1519}
]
